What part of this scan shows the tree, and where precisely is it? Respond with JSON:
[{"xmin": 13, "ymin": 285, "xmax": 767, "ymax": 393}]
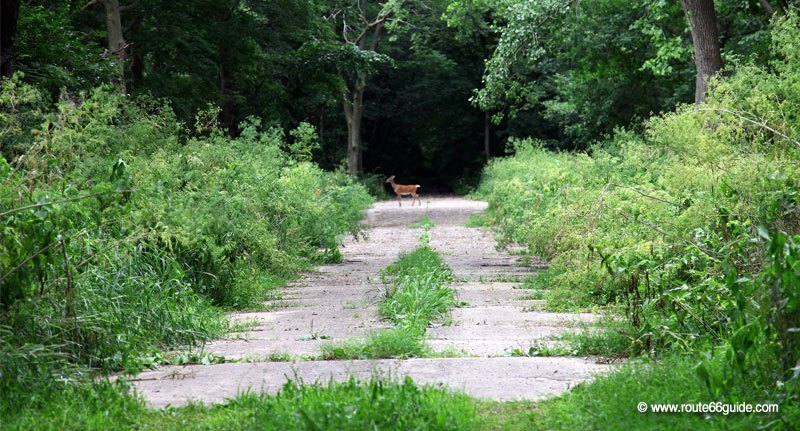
[
  {"xmin": 1, "ymin": 0, "xmax": 20, "ymax": 78},
  {"xmin": 444, "ymin": 0, "xmax": 498, "ymax": 162},
  {"xmin": 84, "ymin": 0, "xmax": 131, "ymax": 92},
  {"xmin": 323, "ymin": 0, "xmax": 401, "ymax": 175},
  {"xmin": 339, "ymin": 2, "xmax": 389, "ymax": 174},
  {"xmin": 680, "ymin": 0, "xmax": 723, "ymax": 103}
]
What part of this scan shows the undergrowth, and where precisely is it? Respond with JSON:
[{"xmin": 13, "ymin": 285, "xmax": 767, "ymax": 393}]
[
  {"xmin": 474, "ymin": 16, "xmax": 800, "ymax": 427},
  {"xmin": 147, "ymin": 377, "xmax": 484, "ymax": 431},
  {"xmin": 0, "ymin": 78, "xmax": 373, "ymax": 424}
]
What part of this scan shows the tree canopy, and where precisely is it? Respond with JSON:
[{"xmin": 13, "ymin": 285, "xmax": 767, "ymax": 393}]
[{"xmin": 2, "ymin": 0, "xmax": 788, "ymax": 185}]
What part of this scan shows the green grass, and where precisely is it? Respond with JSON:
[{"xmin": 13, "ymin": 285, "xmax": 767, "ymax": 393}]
[
  {"xmin": 514, "ymin": 326, "xmax": 631, "ymax": 358},
  {"xmin": 520, "ymin": 356, "xmax": 774, "ymax": 430},
  {"xmin": 379, "ymin": 245, "xmax": 457, "ymax": 334},
  {"xmin": 518, "ymin": 290, "xmax": 546, "ymax": 300},
  {"xmin": 322, "ymin": 244, "xmax": 457, "ymax": 360},
  {"xmin": 320, "ymin": 329, "xmax": 428, "ymax": 359},
  {"xmin": 519, "ymin": 270, "xmax": 555, "ymax": 290},
  {"xmin": 8, "ymin": 359, "xmax": 787, "ymax": 430},
  {"xmin": 464, "ymin": 213, "xmax": 487, "ymax": 227},
  {"xmin": 141, "ymin": 377, "xmax": 484, "ymax": 431},
  {"xmin": 0, "ymin": 380, "xmax": 147, "ymax": 431},
  {"xmin": 3, "ymin": 377, "xmax": 483, "ymax": 431},
  {"xmin": 409, "ymin": 215, "xmax": 435, "ymax": 229}
]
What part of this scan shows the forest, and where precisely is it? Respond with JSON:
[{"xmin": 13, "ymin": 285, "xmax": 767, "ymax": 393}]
[{"xmin": 1, "ymin": 0, "xmax": 799, "ymax": 429}]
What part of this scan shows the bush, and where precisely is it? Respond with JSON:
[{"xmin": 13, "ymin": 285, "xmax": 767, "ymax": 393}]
[
  {"xmin": 474, "ymin": 15, "xmax": 800, "ymax": 421},
  {"xmin": 0, "ymin": 78, "xmax": 373, "ymax": 423}
]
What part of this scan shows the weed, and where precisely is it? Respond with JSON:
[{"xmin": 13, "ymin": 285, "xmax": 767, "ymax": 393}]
[
  {"xmin": 320, "ymin": 329, "xmax": 428, "ymax": 359},
  {"xmin": 409, "ymin": 215, "xmax": 435, "ymax": 229},
  {"xmin": 465, "ymin": 213, "xmax": 487, "ymax": 227}
]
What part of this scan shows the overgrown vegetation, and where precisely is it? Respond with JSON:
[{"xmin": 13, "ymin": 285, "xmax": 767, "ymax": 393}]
[
  {"xmin": 478, "ymin": 356, "xmax": 774, "ymax": 430},
  {"xmin": 379, "ymin": 244, "xmax": 457, "ymax": 335},
  {"xmin": 0, "ymin": 78, "xmax": 372, "ymax": 423},
  {"xmin": 142, "ymin": 378, "xmax": 483, "ymax": 431},
  {"xmin": 320, "ymin": 329, "xmax": 430, "ymax": 360},
  {"xmin": 322, "ymin": 232, "xmax": 457, "ymax": 359},
  {"xmin": 475, "ymin": 16, "xmax": 800, "ymax": 427},
  {"xmin": 2, "ymin": 377, "xmax": 486, "ymax": 431}
]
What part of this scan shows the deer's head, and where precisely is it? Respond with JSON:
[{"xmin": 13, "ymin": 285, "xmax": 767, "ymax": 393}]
[{"xmin": 385, "ymin": 175, "xmax": 396, "ymax": 183}]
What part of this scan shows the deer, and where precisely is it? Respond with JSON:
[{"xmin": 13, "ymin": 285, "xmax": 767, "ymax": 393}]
[{"xmin": 386, "ymin": 175, "xmax": 421, "ymax": 207}]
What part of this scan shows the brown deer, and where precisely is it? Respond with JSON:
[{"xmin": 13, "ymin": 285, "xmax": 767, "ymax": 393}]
[{"xmin": 386, "ymin": 175, "xmax": 421, "ymax": 207}]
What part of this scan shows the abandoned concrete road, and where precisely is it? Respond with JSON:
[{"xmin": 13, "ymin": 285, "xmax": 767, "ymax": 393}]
[{"xmin": 131, "ymin": 197, "xmax": 609, "ymax": 408}]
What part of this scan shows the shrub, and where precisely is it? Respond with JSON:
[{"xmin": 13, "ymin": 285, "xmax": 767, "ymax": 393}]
[
  {"xmin": 474, "ymin": 15, "xmax": 800, "ymax": 419},
  {"xmin": 0, "ymin": 77, "xmax": 373, "ymax": 423}
]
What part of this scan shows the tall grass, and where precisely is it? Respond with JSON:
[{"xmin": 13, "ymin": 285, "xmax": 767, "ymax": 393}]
[
  {"xmin": 142, "ymin": 378, "xmax": 480, "ymax": 431},
  {"xmin": 0, "ymin": 79, "xmax": 373, "ymax": 426}
]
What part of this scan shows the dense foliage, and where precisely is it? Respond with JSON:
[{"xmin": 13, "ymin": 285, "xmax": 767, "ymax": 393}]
[
  {"xmin": 476, "ymin": 16, "xmax": 800, "ymax": 425},
  {"xmin": 10, "ymin": 0, "xmax": 778, "ymax": 187},
  {"xmin": 3, "ymin": 0, "xmax": 800, "ymax": 428},
  {"xmin": 0, "ymin": 77, "xmax": 372, "ymax": 416}
]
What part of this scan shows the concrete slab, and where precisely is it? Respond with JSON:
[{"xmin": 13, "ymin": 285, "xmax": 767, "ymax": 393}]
[{"xmin": 131, "ymin": 357, "xmax": 610, "ymax": 408}]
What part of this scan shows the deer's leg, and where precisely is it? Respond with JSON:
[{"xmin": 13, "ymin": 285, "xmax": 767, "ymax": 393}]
[{"xmin": 397, "ymin": 194, "xmax": 402, "ymax": 207}]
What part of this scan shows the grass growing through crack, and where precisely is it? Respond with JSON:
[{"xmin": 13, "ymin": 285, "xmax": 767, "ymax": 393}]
[
  {"xmin": 379, "ymin": 246, "xmax": 456, "ymax": 334},
  {"xmin": 4, "ymin": 360, "xmax": 769, "ymax": 430},
  {"xmin": 408, "ymin": 215, "xmax": 435, "ymax": 229},
  {"xmin": 464, "ymin": 213, "xmax": 486, "ymax": 227},
  {"xmin": 320, "ymin": 329, "xmax": 429, "ymax": 359},
  {"xmin": 323, "ymin": 244, "xmax": 456, "ymax": 359},
  {"xmin": 140, "ymin": 377, "xmax": 483, "ymax": 431}
]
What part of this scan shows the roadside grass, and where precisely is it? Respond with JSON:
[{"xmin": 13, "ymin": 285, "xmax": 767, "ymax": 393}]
[
  {"xmin": 513, "ymin": 327, "xmax": 632, "ymax": 358},
  {"xmin": 7, "ymin": 358, "xmax": 776, "ymax": 430},
  {"xmin": 518, "ymin": 270, "xmax": 555, "ymax": 290},
  {"xmin": 0, "ymin": 380, "xmax": 147, "ymax": 431},
  {"xmin": 465, "ymin": 213, "xmax": 487, "ymax": 227},
  {"xmin": 140, "ymin": 378, "xmax": 483, "ymax": 431},
  {"xmin": 483, "ymin": 355, "xmax": 771, "ymax": 431},
  {"xmin": 518, "ymin": 290, "xmax": 546, "ymax": 300}
]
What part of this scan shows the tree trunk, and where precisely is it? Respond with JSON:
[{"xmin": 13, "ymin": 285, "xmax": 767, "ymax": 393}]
[
  {"xmin": 343, "ymin": 81, "xmax": 365, "ymax": 176},
  {"xmin": 680, "ymin": 0, "xmax": 723, "ymax": 104},
  {"xmin": 1, "ymin": 0, "xmax": 20, "ymax": 79},
  {"xmin": 339, "ymin": 2, "xmax": 386, "ymax": 176},
  {"xmin": 103, "ymin": 0, "xmax": 127, "ymax": 92},
  {"xmin": 86, "ymin": 0, "xmax": 127, "ymax": 91},
  {"xmin": 219, "ymin": 58, "xmax": 234, "ymax": 131},
  {"xmin": 484, "ymin": 112, "xmax": 491, "ymax": 162}
]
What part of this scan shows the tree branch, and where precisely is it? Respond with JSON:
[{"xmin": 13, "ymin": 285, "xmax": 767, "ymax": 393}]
[
  {"xmin": 119, "ymin": 0, "xmax": 139, "ymax": 12},
  {"xmin": 694, "ymin": 107, "xmax": 800, "ymax": 149},
  {"xmin": 83, "ymin": 0, "xmax": 101, "ymax": 10},
  {"xmin": 758, "ymin": 0, "xmax": 775, "ymax": 16},
  {"xmin": 354, "ymin": 16, "xmax": 387, "ymax": 47},
  {"xmin": 369, "ymin": 19, "xmax": 384, "ymax": 51}
]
